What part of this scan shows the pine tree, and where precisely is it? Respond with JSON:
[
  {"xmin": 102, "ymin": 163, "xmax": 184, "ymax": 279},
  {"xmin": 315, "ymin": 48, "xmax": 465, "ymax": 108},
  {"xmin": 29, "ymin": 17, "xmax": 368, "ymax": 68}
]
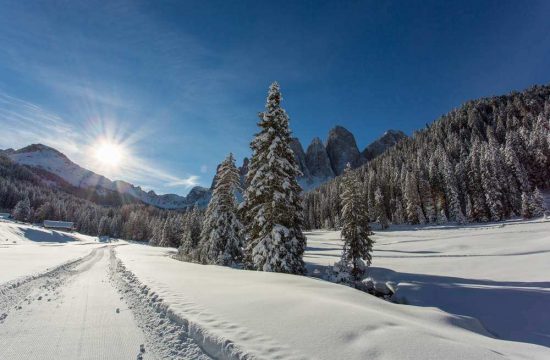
[
  {"xmin": 13, "ymin": 197, "xmax": 31, "ymax": 222},
  {"xmin": 339, "ymin": 163, "xmax": 374, "ymax": 281},
  {"xmin": 404, "ymin": 170, "xmax": 426, "ymax": 224},
  {"xmin": 374, "ymin": 187, "xmax": 389, "ymax": 229},
  {"xmin": 179, "ymin": 206, "xmax": 203, "ymax": 260},
  {"xmin": 521, "ymin": 191, "xmax": 532, "ymax": 219},
  {"xmin": 198, "ymin": 154, "xmax": 244, "ymax": 266},
  {"xmin": 530, "ymin": 188, "xmax": 546, "ymax": 218},
  {"xmin": 242, "ymin": 82, "xmax": 306, "ymax": 274}
]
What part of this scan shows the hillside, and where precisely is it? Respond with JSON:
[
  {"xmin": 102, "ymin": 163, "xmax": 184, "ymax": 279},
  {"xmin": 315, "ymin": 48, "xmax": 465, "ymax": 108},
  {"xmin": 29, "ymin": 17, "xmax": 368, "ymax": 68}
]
[{"xmin": 304, "ymin": 84, "xmax": 550, "ymax": 229}]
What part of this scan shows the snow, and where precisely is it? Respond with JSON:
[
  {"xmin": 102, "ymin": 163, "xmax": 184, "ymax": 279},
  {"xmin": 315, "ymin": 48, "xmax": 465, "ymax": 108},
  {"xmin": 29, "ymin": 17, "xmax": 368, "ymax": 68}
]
[
  {"xmin": 305, "ymin": 218, "xmax": 550, "ymax": 348},
  {"xmin": 0, "ymin": 247, "xmax": 153, "ymax": 359},
  {"xmin": 1, "ymin": 218, "xmax": 549, "ymax": 359},
  {"xmin": 113, "ymin": 218, "xmax": 550, "ymax": 359},
  {"xmin": 0, "ymin": 220, "xmax": 102, "ymax": 283}
]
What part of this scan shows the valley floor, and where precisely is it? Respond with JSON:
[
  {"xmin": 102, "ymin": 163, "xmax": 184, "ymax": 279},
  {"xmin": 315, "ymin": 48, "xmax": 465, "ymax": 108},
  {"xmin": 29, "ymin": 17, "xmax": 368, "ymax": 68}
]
[{"xmin": 0, "ymin": 218, "xmax": 549, "ymax": 359}]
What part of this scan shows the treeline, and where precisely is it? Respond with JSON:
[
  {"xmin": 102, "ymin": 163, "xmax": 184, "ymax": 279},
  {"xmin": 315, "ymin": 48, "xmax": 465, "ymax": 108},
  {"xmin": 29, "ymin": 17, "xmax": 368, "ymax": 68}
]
[
  {"xmin": 0, "ymin": 154, "xmax": 203, "ymax": 243},
  {"xmin": 304, "ymin": 85, "xmax": 549, "ymax": 229}
]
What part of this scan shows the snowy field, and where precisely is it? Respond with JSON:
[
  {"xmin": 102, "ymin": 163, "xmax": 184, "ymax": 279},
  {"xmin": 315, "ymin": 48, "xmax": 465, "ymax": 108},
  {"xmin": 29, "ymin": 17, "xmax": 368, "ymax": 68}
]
[
  {"xmin": 1, "ymin": 218, "xmax": 549, "ymax": 359},
  {"xmin": 0, "ymin": 220, "xmax": 104, "ymax": 283}
]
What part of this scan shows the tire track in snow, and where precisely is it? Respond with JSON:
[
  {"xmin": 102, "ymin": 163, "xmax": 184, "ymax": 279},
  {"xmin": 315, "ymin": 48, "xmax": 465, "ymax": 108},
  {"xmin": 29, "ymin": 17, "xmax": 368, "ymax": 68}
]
[
  {"xmin": 0, "ymin": 246, "xmax": 153, "ymax": 360},
  {"xmin": 0, "ymin": 246, "xmax": 102, "ymax": 324},
  {"xmin": 110, "ymin": 248, "xmax": 308, "ymax": 360},
  {"xmin": 109, "ymin": 247, "xmax": 213, "ymax": 360}
]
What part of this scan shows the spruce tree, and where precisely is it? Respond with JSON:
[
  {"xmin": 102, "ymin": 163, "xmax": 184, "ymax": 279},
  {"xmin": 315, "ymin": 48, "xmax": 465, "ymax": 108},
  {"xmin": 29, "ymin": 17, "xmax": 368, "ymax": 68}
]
[
  {"xmin": 521, "ymin": 191, "xmax": 532, "ymax": 219},
  {"xmin": 340, "ymin": 163, "xmax": 374, "ymax": 281},
  {"xmin": 374, "ymin": 187, "xmax": 389, "ymax": 229},
  {"xmin": 530, "ymin": 188, "xmax": 546, "ymax": 218},
  {"xmin": 242, "ymin": 82, "xmax": 306, "ymax": 274},
  {"xmin": 198, "ymin": 154, "xmax": 243, "ymax": 266},
  {"xmin": 13, "ymin": 197, "xmax": 31, "ymax": 222}
]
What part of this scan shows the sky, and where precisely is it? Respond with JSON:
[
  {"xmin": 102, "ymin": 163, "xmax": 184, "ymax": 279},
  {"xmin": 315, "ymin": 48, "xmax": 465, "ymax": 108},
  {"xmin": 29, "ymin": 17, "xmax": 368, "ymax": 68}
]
[{"xmin": 0, "ymin": 0, "xmax": 549, "ymax": 196}]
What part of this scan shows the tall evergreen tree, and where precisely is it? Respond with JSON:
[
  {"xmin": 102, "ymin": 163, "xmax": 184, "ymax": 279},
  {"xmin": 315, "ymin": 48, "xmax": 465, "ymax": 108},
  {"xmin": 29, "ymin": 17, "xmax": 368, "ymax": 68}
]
[
  {"xmin": 198, "ymin": 154, "xmax": 243, "ymax": 266},
  {"xmin": 374, "ymin": 187, "xmax": 389, "ymax": 229},
  {"xmin": 242, "ymin": 82, "xmax": 306, "ymax": 274},
  {"xmin": 339, "ymin": 163, "xmax": 374, "ymax": 280}
]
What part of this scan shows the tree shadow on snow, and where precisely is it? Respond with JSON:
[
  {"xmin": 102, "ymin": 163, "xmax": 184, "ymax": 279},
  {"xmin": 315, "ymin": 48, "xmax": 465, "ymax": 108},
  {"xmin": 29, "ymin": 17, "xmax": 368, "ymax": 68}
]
[
  {"xmin": 22, "ymin": 228, "xmax": 76, "ymax": 243},
  {"xmin": 368, "ymin": 266, "xmax": 550, "ymax": 348}
]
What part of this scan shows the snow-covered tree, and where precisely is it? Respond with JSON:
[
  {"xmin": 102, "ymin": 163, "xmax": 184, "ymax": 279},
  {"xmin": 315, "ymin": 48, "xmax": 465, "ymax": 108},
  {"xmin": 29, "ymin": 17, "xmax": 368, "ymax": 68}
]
[
  {"xmin": 13, "ymin": 197, "xmax": 31, "ymax": 222},
  {"xmin": 178, "ymin": 206, "xmax": 203, "ymax": 260},
  {"xmin": 374, "ymin": 187, "xmax": 389, "ymax": 229},
  {"xmin": 530, "ymin": 188, "xmax": 546, "ymax": 218},
  {"xmin": 521, "ymin": 191, "xmax": 532, "ymax": 219},
  {"xmin": 198, "ymin": 154, "xmax": 243, "ymax": 266},
  {"xmin": 242, "ymin": 82, "xmax": 306, "ymax": 274},
  {"xmin": 339, "ymin": 163, "xmax": 374, "ymax": 281}
]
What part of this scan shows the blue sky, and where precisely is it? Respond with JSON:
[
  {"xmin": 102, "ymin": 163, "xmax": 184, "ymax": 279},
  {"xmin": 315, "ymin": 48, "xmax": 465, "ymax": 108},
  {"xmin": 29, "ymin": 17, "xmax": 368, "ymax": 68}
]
[{"xmin": 1, "ymin": 0, "xmax": 549, "ymax": 195}]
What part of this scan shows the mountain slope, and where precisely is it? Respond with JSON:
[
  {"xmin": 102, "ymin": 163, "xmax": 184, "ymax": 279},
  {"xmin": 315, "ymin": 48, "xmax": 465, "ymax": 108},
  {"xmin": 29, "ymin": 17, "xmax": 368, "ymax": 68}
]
[
  {"xmin": 303, "ymin": 84, "xmax": 550, "ymax": 229},
  {"xmin": 4, "ymin": 144, "xmax": 210, "ymax": 209}
]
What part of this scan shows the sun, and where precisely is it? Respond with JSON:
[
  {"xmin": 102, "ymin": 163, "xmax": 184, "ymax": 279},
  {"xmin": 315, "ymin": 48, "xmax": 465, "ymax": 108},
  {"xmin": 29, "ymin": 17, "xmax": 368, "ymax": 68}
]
[{"xmin": 94, "ymin": 141, "xmax": 124, "ymax": 167}]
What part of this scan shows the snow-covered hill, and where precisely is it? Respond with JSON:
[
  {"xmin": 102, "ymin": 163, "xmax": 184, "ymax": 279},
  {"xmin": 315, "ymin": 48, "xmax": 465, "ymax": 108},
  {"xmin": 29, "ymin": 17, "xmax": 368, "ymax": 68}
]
[{"xmin": 3, "ymin": 144, "xmax": 210, "ymax": 209}]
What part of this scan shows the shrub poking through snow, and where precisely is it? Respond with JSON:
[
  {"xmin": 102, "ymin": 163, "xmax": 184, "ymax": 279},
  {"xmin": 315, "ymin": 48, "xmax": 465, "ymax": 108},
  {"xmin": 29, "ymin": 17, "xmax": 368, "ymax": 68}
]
[
  {"xmin": 339, "ymin": 163, "xmax": 374, "ymax": 281},
  {"xmin": 242, "ymin": 82, "xmax": 306, "ymax": 274}
]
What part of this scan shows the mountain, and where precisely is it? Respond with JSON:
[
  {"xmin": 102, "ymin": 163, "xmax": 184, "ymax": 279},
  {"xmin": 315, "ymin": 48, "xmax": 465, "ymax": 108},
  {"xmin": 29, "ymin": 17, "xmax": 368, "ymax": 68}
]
[
  {"xmin": 360, "ymin": 129, "xmax": 407, "ymax": 162},
  {"xmin": 303, "ymin": 84, "xmax": 550, "ymax": 229},
  {"xmin": 325, "ymin": 126, "xmax": 361, "ymax": 175},
  {"xmin": 285, "ymin": 127, "xmax": 406, "ymax": 190},
  {"xmin": 3, "ymin": 144, "xmax": 210, "ymax": 209},
  {"xmin": 3, "ymin": 127, "xmax": 405, "ymax": 209}
]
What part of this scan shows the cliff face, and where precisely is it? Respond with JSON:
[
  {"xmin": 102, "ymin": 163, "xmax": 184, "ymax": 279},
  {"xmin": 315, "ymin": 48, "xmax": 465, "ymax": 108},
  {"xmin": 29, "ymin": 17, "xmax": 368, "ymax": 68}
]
[{"xmin": 325, "ymin": 126, "xmax": 361, "ymax": 176}]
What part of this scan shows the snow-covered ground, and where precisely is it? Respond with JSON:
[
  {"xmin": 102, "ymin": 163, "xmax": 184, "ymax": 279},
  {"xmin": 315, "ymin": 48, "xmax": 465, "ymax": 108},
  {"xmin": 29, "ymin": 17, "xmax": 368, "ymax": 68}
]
[
  {"xmin": 1, "ymin": 218, "xmax": 549, "ymax": 359},
  {"xmin": 0, "ymin": 220, "xmax": 103, "ymax": 283},
  {"xmin": 306, "ymin": 218, "xmax": 550, "ymax": 349}
]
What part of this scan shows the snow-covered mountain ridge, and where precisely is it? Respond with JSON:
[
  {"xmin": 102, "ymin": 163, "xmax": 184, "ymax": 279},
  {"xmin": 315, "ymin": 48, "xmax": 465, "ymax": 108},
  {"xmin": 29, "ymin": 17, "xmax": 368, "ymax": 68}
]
[
  {"xmin": 2, "ymin": 127, "xmax": 404, "ymax": 208},
  {"xmin": 2, "ymin": 144, "xmax": 210, "ymax": 209}
]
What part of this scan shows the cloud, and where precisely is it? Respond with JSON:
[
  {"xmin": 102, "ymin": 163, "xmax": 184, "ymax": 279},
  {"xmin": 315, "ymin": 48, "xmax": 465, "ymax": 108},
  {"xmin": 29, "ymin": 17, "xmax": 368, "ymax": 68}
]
[{"xmin": 165, "ymin": 175, "xmax": 200, "ymax": 188}]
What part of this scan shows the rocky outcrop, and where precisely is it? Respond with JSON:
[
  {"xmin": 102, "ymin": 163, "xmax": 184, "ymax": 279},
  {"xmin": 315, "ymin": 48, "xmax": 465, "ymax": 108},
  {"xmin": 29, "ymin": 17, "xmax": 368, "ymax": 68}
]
[
  {"xmin": 325, "ymin": 126, "xmax": 361, "ymax": 176},
  {"xmin": 290, "ymin": 138, "xmax": 310, "ymax": 178},
  {"xmin": 305, "ymin": 137, "xmax": 334, "ymax": 179}
]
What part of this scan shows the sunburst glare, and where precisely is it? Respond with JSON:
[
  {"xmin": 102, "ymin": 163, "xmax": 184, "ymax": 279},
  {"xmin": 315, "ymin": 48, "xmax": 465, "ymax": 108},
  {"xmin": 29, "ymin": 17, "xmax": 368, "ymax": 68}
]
[{"xmin": 93, "ymin": 140, "xmax": 124, "ymax": 167}]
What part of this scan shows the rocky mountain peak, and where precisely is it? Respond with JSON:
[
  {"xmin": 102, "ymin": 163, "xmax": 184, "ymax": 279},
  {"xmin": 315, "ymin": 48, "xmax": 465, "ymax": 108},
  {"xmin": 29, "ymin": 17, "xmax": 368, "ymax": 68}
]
[
  {"xmin": 289, "ymin": 137, "xmax": 309, "ymax": 178},
  {"xmin": 305, "ymin": 137, "xmax": 334, "ymax": 179},
  {"xmin": 325, "ymin": 125, "xmax": 360, "ymax": 176}
]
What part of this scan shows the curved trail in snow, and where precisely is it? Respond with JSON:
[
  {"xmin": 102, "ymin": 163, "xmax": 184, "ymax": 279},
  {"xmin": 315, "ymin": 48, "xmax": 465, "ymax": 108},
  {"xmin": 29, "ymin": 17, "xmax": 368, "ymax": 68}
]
[{"xmin": 0, "ymin": 246, "xmax": 211, "ymax": 360}]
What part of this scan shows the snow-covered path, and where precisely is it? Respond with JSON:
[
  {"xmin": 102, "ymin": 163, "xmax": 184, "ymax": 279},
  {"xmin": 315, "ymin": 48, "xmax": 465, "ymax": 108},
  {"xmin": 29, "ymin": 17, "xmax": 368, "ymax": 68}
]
[{"xmin": 0, "ymin": 246, "xmax": 153, "ymax": 360}]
